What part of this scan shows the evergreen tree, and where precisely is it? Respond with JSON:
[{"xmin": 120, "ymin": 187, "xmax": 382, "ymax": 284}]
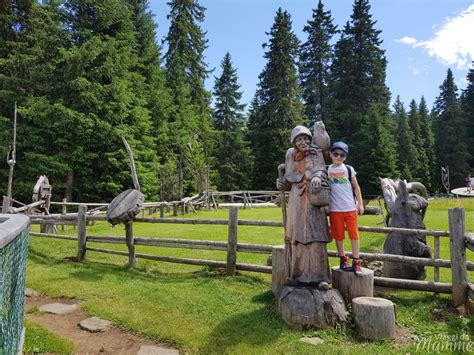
[
  {"xmin": 327, "ymin": 0, "xmax": 389, "ymax": 145},
  {"xmin": 356, "ymin": 103, "xmax": 398, "ymax": 194},
  {"xmin": 212, "ymin": 52, "xmax": 252, "ymax": 190},
  {"xmin": 327, "ymin": 0, "xmax": 394, "ymax": 191},
  {"xmin": 418, "ymin": 96, "xmax": 435, "ymax": 190},
  {"xmin": 461, "ymin": 64, "xmax": 474, "ymax": 169},
  {"xmin": 299, "ymin": 0, "xmax": 337, "ymax": 125},
  {"xmin": 407, "ymin": 99, "xmax": 430, "ymax": 184},
  {"xmin": 163, "ymin": 0, "xmax": 212, "ymax": 194},
  {"xmin": 249, "ymin": 8, "xmax": 304, "ymax": 189},
  {"xmin": 392, "ymin": 96, "xmax": 417, "ymax": 181},
  {"xmin": 433, "ymin": 69, "xmax": 469, "ymax": 189},
  {"xmin": 127, "ymin": 0, "xmax": 172, "ymax": 166}
]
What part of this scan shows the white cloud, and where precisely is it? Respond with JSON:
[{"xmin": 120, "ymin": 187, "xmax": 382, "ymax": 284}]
[
  {"xmin": 395, "ymin": 36, "xmax": 418, "ymax": 45},
  {"xmin": 396, "ymin": 4, "xmax": 474, "ymax": 69}
]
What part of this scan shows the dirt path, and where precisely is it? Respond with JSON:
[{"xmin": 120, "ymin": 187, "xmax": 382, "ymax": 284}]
[{"xmin": 25, "ymin": 293, "xmax": 179, "ymax": 354}]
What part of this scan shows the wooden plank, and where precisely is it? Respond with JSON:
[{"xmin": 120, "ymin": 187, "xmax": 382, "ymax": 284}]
[
  {"xmin": 77, "ymin": 205, "xmax": 87, "ymax": 261},
  {"xmin": 226, "ymin": 206, "xmax": 238, "ymax": 276},
  {"xmin": 448, "ymin": 208, "xmax": 468, "ymax": 307}
]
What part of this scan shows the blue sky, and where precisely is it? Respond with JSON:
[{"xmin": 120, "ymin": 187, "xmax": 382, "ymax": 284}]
[{"xmin": 150, "ymin": 0, "xmax": 474, "ymax": 112}]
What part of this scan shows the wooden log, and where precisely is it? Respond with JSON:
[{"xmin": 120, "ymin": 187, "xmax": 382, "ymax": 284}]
[
  {"xmin": 448, "ymin": 208, "xmax": 468, "ymax": 307},
  {"xmin": 29, "ymin": 219, "xmax": 77, "ymax": 226},
  {"xmin": 30, "ymin": 232, "xmax": 76, "ymax": 241},
  {"xmin": 226, "ymin": 206, "xmax": 238, "ymax": 276},
  {"xmin": 272, "ymin": 245, "xmax": 286, "ymax": 295},
  {"xmin": 364, "ymin": 206, "xmax": 381, "ymax": 215},
  {"xmin": 125, "ymin": 221, "xmax": 136, "ymax": 269},
  {"xmin": 77, "ymin": 205, "xmax": 87, "ymax": 261},
  {"xmin": 373, "ymin": 277, "xmax": 452, "ymax": 293},
  {"xmin": 331, "ymin": 266, "xmax": 374, "ymax": 304},
  {"xmin": 85, "ymin": 247, "xmax": 272, "ymax": 273},
  {"xmin": 278, "ymin": 287, "xmax": 347, "ymax": 330},
  {"xmin": 352, "ymin": 297, "xmax": 395, "ymax": 339},
  {"xmin": 466, "ymin": 233, "xmax": 474, "ymax": 252}
]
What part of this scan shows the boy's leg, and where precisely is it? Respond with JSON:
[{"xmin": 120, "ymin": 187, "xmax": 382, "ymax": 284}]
[
  {"xmin": 345, "ymin": 211, "xmax": 362, "ymax": 274},
  {"xmin": 330, "ymin": 212, "xmax": 351, "ymax": 270}
]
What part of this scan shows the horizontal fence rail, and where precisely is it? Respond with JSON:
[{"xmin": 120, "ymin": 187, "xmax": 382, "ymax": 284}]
[{"xmin": 25, "ymin": 205, "xmax": 472, "ymax": 307}]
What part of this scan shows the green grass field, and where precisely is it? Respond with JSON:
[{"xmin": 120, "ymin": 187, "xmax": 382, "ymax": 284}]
[{"xmin": 25, "ymin": 198, "xmax": 474, "ymax": 353}]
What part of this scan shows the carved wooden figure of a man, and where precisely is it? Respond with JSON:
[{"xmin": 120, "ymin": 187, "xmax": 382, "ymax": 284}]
[{"xmin": 276, "ymin": 125, "xmax": 331, "ymax": 290}]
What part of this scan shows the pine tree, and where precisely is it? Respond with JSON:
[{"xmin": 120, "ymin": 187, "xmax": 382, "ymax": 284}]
[
  {"xmin": 392, "ymin": 97, "xmax": 417, "ymax": 181},
  {"xmin": 299, "ymin": 0, "xmax": 337, "ymax": 125},
  {"xmin": 418, "ymin": 96, "xmax": 435, "ymax": 190},
  {"xmin": 327, "ymin": 0, "xmax": 389, "ymax": 145},
  {"xmin": 356, "ymin": 103, "xmax": 398, "ymax": 195},
  {"xmin": 249, "ymin": 8, "xmax": 304, "ymax": 189},
  {"xmin": 461, "ymin": 64, "xmax": 474, "ymax": 169},
  {"xmin": 407, "ymin": 99, "xmax": 430, "ymax": 185},
  {"xmin": 32, "ymin": 0, "xmax": 161, "ymax": 201},
  {"xmin": 127, "ymin": 0, "xmax": 172, "ymax": 164},
  {"xmin": 212, "ymin": 52, "xmax": 252, "ymax": 190},
  {"xmin": 433, "ymin": 69, "xmax": 470, "ymax": 189},
  {"xmin": 163, "ymin": 0, "xmax": 212, "ymax": 194}
]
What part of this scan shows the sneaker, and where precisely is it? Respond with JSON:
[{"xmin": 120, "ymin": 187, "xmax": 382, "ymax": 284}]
[
  {"xmin": 352, "ymin": 258, "xmax": 362, "ymax": 275},
  {"xmin": 339, "ymin": 256, "xmax": 351, "ymax": 271}
]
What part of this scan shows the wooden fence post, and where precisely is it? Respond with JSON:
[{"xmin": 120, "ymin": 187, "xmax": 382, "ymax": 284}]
[
  {"xmin": 61, "ymin": 198, "xmax": 67, "ymax": 232},
  {"xmin": 77, "ymin": 204, "xmax": 87, "ymax": 261},
  {"xmin": 226, "ymin": 206, "xmax": 238, "ymax": 276},
  {"xmin": 173, "ymin": 203, "xmax": 178, "ymax": 216},
  {"xmin": 448, "ymin": 208, "xmax": 468, "ymax": 308},
  {"xmin": 160, "ymin": 205, "xmax": 165, "ymax": 218},
  {"xmin": 2, "ymin": 196, "xmax": 11, "ymax": 213},
  {"xmin": 125, "ymin": 221, "xmax": 136, "ymax": 269}
]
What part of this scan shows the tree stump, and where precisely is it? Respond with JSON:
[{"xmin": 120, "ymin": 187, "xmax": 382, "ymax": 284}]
[
  {"xmin": 352, "ymin": 297, "xmax": 396, "ymax": 340},
  {"xmin": 331, "ymin": 266, "xmax": 374, "ymax": 304},
  {"xmin": 277, "ymin": 286, "xmax": 347, "ymax": 330}
]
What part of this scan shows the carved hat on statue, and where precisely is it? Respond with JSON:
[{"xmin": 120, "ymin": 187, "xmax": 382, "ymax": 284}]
[{"xmin": 290, "ymin": 125, "xmax": 312, "ymax": 145}]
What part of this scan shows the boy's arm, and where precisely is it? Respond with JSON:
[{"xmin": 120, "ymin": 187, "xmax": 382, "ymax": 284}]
[{"xmin": 351, "ymin": 176, "xmax": 364, "ymax": 215}]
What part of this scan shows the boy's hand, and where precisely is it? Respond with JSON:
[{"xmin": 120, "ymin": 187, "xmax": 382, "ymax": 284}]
[{"xmin": 357, "ymin": 203, "xmax": 364, "ymax": 215}]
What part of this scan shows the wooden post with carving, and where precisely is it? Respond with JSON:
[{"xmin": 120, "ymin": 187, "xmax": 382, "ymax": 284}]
[
  {"xmin": 125, "ymin": 221, "xmax": 136, "ymax": 269},
  {"xmin": 448, "ymin": 208, "xmax": 468, "ymax": 308},
  {"xmin": 77, "ymin": 205, "xmax": 87, "ymax": 261},
  {"xmin": 226, "ymin": 206, "xmax": 238, "ymax": 276}
]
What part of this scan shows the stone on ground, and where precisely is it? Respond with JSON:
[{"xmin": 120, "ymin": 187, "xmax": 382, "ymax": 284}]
[
  {"xmin": 39, "ymin": 303, "xmax": 77, "ymax": 315},
  {"xmin": 25, "ymin": 288, "xmax": 39, "ymax": 297},
  {"xmin": 78, "ymin": 317, "xmax": 111, "ymax": 333},
  {"xmin": 300, "ymin": 336, "xmax": 324, "ymax": 346},
  {"xmin": 137, "ymin": 345, "xmax": 179, "ymax": 355}
]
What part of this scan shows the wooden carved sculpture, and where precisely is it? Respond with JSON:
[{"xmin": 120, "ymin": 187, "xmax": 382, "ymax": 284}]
[{"xmin": 380, "ymin": 178, "xmax": 431, "ymax": 279}]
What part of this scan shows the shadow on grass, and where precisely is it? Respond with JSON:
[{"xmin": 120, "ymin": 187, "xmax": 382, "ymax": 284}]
[{"xmin": 200, "ymin": 291, "xmax": 285, "ymax": 354}]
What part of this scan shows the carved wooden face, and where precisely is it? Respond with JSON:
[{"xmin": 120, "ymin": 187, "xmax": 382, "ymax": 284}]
[{"xmin": 294, "ymin": 134, "xmax": 311, "ymax": 152}]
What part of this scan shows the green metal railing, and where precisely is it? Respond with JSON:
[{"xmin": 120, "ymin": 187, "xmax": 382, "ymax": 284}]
[{"xmin": 0, "ymin": 214, "xmax": 29, "ymax": 354}]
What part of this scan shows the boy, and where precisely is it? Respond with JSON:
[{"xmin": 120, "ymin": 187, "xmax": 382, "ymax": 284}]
[{"xmin": 327, "ymin": 142, "xmax": 364, "ymax": 274}]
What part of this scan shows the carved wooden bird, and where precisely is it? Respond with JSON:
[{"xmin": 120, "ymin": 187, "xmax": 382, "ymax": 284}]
[{"xmin": 312, "ymin": 120, "xmax": 330, "ymax": 150}]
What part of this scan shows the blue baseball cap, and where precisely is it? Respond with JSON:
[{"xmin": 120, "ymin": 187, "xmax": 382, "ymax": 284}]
[{"xmin": 331, "ymin": 141, "xmax": 349, "ymax": 154}]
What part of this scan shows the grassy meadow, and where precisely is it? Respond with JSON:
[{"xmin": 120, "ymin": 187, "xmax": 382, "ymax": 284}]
[{"xmin": 25, "ymin": 198, "xmax": 474, "ymax": 353}]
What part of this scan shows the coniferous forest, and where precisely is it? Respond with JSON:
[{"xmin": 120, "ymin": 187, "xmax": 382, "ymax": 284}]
[{"xmin": 1, "ymin": 0, "xmax": 473, "ymax": 202}]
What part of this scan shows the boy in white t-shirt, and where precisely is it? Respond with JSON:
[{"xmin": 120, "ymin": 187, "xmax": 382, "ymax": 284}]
[{"xmin": 327, "ymin": 142, "xmax": 364, "ymax": 274}]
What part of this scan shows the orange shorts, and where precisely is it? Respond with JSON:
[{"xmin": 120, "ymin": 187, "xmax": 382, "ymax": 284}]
[{"xmin": 329, "ymin": 211, "xmax": 359, "ymax": 241}]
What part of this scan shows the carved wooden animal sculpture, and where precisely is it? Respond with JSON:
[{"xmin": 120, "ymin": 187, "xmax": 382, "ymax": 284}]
[
  {"xmin": 382, "ymin": 180, "xmax": 431, "ymax": 279},
  {"xmin": 312, "ymin": 120, "xmax": 330, "ymax": 150}
]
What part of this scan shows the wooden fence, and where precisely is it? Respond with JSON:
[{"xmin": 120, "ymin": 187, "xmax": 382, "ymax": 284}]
[{"xmin": 28, "ymin": 206, "xmax": 473, "ymax": 307}]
